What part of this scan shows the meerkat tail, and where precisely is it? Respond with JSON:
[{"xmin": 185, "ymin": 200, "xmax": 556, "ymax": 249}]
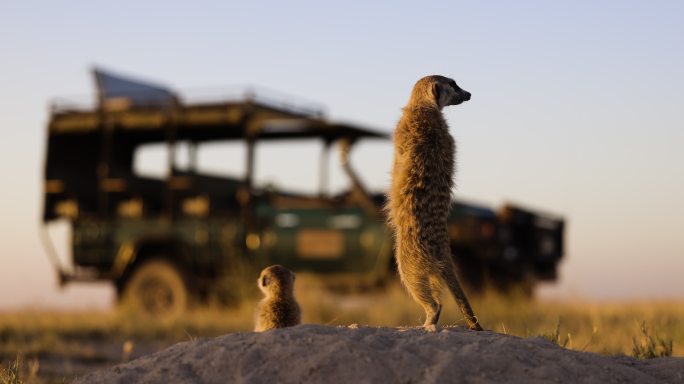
[{"xmin": 441, "ymin": 261, "xmax": 483, "ymax": 331}]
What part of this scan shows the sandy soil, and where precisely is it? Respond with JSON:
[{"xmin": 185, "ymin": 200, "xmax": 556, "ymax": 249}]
[{"xmin": 75, "ymin": 324, "xmax": 684, "ymax": 384}]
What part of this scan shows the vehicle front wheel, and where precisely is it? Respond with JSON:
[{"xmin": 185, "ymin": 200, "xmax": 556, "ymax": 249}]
[{"xmin": 119, "ymin": 259, "xmax": 190, "ymax": 318}]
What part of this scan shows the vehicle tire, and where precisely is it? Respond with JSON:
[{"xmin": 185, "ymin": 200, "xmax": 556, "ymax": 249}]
[{"xmin": 120, "ymin": 259, "xmax": 189, "ymax": 318}]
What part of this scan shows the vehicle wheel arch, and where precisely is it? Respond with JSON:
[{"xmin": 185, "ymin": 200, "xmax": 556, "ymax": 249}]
[{"xmin": 114, "ymin": 236, "xmax": 195, "ymax": 294}]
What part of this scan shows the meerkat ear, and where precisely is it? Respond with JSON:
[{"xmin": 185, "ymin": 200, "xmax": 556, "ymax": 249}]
[
  {"xmin": 432, "ymin": 82, "xmax": 441, "ymax": 105},
  {"xmin": 261, "ymin": 276, "xmax": 269, "ymax": 287}
]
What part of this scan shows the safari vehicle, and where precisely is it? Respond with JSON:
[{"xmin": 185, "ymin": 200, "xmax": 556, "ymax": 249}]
[{"xmin": 42, "ymin": 69, "xmax": 564, "ymax": 315}]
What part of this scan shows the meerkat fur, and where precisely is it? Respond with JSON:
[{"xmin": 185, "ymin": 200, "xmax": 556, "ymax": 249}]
[
  {"xmin": 386, "ymin": 75, "xmax": 482, "ymax": 331},
  {"xmin": 254, "ymin": 265, "xmax": 301, "ymax": 332}
]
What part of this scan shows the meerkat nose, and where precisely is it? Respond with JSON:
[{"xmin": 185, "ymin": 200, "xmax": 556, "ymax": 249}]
[{"xmin": 463, "ymin": 92, "xmax": 471, "ymax": 101}]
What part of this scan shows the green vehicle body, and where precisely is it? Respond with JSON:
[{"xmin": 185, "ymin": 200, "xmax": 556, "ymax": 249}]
[{"xmin": 42, "ymin": 70, "xmax": 564, "ymax": 311}]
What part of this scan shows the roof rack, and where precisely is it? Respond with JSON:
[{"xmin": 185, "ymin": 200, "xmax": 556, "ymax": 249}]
[{"xmin": 50, "ymin": 85, "xmax": 325, "ymax": 118}]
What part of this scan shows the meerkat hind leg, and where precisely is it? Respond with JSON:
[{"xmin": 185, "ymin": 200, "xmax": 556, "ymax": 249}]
[
  {"xmin": 404, "ymin": 271, "xmax": 442, "ymax": 327},
  {"xmin": 427, "ymin": 275, "xmax": 444, "ymax": 325}
]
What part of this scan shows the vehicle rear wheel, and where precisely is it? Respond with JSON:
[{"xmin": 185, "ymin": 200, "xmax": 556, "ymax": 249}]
[{"xmin": 120, "ymin": 259, "xmax": 189, "ymax": 318}]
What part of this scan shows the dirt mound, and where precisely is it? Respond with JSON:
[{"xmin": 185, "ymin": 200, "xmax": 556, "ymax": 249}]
[{"xmin": 75, "ymin": 324, "xmax": 683, "ymax": 383}]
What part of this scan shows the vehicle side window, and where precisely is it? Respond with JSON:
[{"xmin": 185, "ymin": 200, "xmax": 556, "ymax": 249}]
[
  {"xmin": 255, "ymin": 141, "xmax": 321, "ymax": 195},
  {"xmin": 133, "ymin": 143, "xmax": 170, "ymax": 179},
  {"xmin": 133, "ymin": 141, "xmax": 246, "ymax": 180},
  {"xmin": 196, "ymin": 141, "xmax": 246, "ymax": 179},
  {"xmin": 336, "ymin": 141, "xmax": 392, "ymax": 194}
]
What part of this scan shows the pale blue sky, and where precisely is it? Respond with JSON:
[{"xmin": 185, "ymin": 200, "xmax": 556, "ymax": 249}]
[{"xmin": 1, "ymin": 1, "xmax": 683, "ymax": 308}]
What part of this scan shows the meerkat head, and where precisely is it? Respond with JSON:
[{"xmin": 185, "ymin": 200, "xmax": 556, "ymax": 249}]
[
  {"xmin": 408, "ymin": 75, "xmax": 471, "ymax": 110},
  {"xmin": 258, "ymin": 264, "xmax": 295, "ymax": 296}
]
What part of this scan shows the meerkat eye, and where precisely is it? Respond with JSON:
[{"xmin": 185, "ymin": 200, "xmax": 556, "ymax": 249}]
[{"xmin": 262, "ymin": 276, "xmax": 269, "ymax": 286}]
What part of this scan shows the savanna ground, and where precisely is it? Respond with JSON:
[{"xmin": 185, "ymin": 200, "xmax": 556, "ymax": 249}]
[{"xmin": 1, "ymin": 277, "xmax": 682, "ymax": 383}]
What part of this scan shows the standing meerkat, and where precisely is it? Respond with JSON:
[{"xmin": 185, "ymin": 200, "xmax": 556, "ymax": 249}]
[
  {"xmin": 386, "ymin": 75, "xmax": 483, "ymax": 331},
  {"xmin": 254, "ymin": 264, "xmax": 301, "ymax": 332}
]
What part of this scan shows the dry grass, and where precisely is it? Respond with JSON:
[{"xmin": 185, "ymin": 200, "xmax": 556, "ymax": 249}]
[
  {"xmin": 0, "ymin": 305, "xmax": 256, "ymax": 382},
  {"xmin": 631, "ymin": 320, "xmax": 674, "ymax": 359},
  {"xmin": 295, "ymin": 280, "xmax": 682, "ymax": 357},
  {"xmin": 0, "ymin": 281, "xmax": 682, "ymax": 382},
  {"xmin": 0, "ymin": 356, "xmax": 22, "ymax": 384}
]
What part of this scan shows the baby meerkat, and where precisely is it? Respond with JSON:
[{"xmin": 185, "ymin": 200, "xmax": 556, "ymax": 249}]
[
  {"xmin": 254, "ymin": 265, "xmax": 301, "ymax": 332},
  {"xmin": 386, "ymin": 75, "xmax": 483, "ymax": 331}
]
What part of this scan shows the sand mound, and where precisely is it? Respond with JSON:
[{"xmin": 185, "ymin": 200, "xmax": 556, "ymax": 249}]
[{"xmin": 75, "ymin": 324, "xmax": 683, "ymax": 383}]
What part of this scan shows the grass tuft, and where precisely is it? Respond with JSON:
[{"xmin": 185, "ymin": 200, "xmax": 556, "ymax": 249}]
[
  {"xmin": 0, "ymin": 356, "xmax": 23, "ymax": 384},
  {"xmin": 541, "ymin": 318, "xmax": 570, "ymax": 348},
  {"xmin": 632, "ymin": 321, "xmax": 673, "ymax": 359}
]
